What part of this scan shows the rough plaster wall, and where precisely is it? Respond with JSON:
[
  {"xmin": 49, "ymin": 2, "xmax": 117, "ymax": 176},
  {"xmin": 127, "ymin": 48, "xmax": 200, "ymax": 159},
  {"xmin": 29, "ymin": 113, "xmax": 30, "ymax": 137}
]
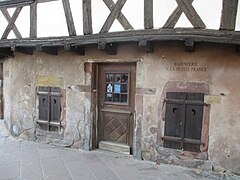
[
  {"xmin": 139, "ymin": 42, "xmax": 240, "ymax": 174},
  {"xmin": 3, "ymin": 50, "xmax": 90, "ymax": 149}
]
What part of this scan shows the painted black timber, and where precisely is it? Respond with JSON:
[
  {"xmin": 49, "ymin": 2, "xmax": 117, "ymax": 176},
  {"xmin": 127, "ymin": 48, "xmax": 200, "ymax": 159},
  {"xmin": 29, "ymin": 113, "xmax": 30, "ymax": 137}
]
[{"xmin": 0, "ymin": 29, "xmax": 239, "ymax": 49}]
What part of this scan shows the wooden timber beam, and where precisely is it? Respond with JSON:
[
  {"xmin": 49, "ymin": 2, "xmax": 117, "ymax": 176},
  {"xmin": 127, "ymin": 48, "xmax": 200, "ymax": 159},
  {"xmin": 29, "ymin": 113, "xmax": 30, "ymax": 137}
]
[
  {"xmin": 144, "ymin": 0, "xmax": 153, "ymax": 29},
  {"xmin": 82, "ymin": 0, "xmax": 93, "ymax": 35},
  {"xmin": 64, "ymin": 44, "xmax": 85, "ymax": 55},
  {"xmin": 62, "ymin": 0, "xmax": 76, "ymax": 36},
  {"xmin": 184, "ymin": 38, "xmax": 195, "ymax": 52},
  {"xmin": 103, "ymin": 0, "xmax": 133, "ymax": 30},
  {"xmin": 98, "ymin": 42, "xmax": 118, "ymax": 55},
  {"xmin": 0, "ymin": 29, "xmax": 239, "ymax": 48},
  {"xmin": 0, "ymin": 0, "xmax": 34, "ymax": 8},
  {"xmin": 1, "ymin": 6, "xmax": 23, "ymax": 39},
  {"xmin": 1, "ymin": 9, "xmax": 22, "ymax": 39},
  {"xmin": 220, "ymin": 0, "xmax": 239, "ymax": 30},
  {"xmin": 175, "ymin": 0, "xmax": 206, "ymax": 29},
  {"xmin": 100, "ymin": 0, "xmax": 127, "ymax": 33},
  {"xmin": 14, "ymin": 46, "xmax": 34, "ymax": 55},
  {"xmin": 236, "ymin": 46, "xmax": 240, "ymax": 55},
  {"xmin": 36, "ymin": 45, "xmax": 59, "ymax": 55},
  {"xmin": 139, "ymin": 40, "xmax": 154, "ymax": 53},
  {"xmin": 163, "ymin": 0, "xmax": 194, "ymax": 29},
  {"xmin": 0, "ymin": 47, "xmax": 13, "ymax": 57},
  {"xmin": 30, "ymin": 1, "xmax": 37, "ymax": 38}
]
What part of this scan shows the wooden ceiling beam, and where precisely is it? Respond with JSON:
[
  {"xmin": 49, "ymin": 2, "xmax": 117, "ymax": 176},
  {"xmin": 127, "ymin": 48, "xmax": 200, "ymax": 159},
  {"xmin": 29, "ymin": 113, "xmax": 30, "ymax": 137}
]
[
  {"xmin": 0, "ymin": 29, "xmax": 239, "ymax": 48},
  {"xmin": 36, "ymin": 45, "xmax": 59, "ymax": 55},
  {"xmin": 64, "ymin": 44, "xmax": 85, "ymax": 55},
  {"xmin": 0, "ymin": 47, "xmax": 13, "ymax": 57},
  {"xmin": 14, "ymin": 46, "xmax": 34, "ymax": 55},
  {"xmin": 236, "ymin": 45, "xmax": 240, "ymax": 55},
  {"xmin": 98, "ymin": 42, "xmax": 118, "ymax": 55},
  {"xmin": 139, "ymin": 40, "xmax": 154, "ymax": 53},
  {"xmin": 184, "ymin": 38, "xmax": 195, "ymax": 52}
]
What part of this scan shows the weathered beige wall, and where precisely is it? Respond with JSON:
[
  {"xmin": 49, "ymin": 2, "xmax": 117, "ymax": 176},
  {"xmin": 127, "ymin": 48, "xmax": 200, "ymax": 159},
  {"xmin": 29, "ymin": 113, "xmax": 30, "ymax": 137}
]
[
  {"xmin": 137, "ymin": 42, "xmax": 240, "ymax": 174},
  {"xmin": 3, "ymin": 50, "xmax": 90, "ymax": 148},
  {"xmin": 3, "ymin": 43, "xmax": 240, "ymax": 174}
]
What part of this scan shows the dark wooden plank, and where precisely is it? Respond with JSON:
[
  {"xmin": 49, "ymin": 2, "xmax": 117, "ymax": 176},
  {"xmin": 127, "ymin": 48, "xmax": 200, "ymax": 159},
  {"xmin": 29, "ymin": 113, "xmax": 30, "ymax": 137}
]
[
  {"xmin": 103, "ymin": 0, "xmax": 133, "ymax": 30},
  {"xmin": 184, "ymin": 38, "xmax": 195, "ymax": 52},
  {"xmin": 144, "ymin": 0, "xmax": 153, "ymax": 29},
  {"xmin": 15, "ymin": 46, "xmax": 34, "ymax": 55},
  {"xmin": 37, "ymin": 0, "xmax": 58, "ymax": 3},
  {"xmin": 0, "ymin": 29, "xmax": 239, "ymax": 48},
  {"xmin": 220, "ymin": 0, "xmax": 239, "ymax": 30},
  {"xmin": 82, "ymin": 0, "xmax": 92, "ymax": 35},
  {"xmin": 1, "ymin": 9, "xmax": 22, "ymax": 39},
  {"xmin": 98, "ymin": 42, "xmax": 118, "ymax": 55},
  {"xmin": 175, "ymin": 0, "xmax": 206, "ymax": 28},
  {"xmin": 0, "ymin": 0, "xmax": 34, "ymax": 8},
  {"xmin": 139, "ymin": 40, "xmax": 154, "ymax": 53},
  {"xmin": 0, "ymin": 47, "xmax": 13, "ymax": 57},
  {"xmin": 30, "ymin": 1, "xmax": 37, "ymax": 38},
  {"xmin": 1, "ymin": 6, "xmax": 23, "ymax": 39},
  {"xmin": 163, "ymin": 0, "xmax": 194, "ymax": 28},
  {"xmin": 62, "ymin": 0, "xmax": 76, "ymax": 36},
  {"xmin": 65, "ymin": 45, "xmax": 85, "ymax": 55},
  {"xmin": 100, "ymin": 0, "xmax": 127, "ymax": 33},
  {"xmin": 37, "ymin": 46, "xmax": 58, "ymax": 55}
]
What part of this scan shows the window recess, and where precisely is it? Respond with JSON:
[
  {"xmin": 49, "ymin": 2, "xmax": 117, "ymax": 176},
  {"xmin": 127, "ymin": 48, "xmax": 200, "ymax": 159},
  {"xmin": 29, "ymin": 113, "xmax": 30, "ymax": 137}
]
[
  {"xmin": 37, "ymin": 86, "xmax": 61, "ymax": 132},
  {"xmin": 163, "ymin": 92, "xmax": 205, "ymax": 152}
]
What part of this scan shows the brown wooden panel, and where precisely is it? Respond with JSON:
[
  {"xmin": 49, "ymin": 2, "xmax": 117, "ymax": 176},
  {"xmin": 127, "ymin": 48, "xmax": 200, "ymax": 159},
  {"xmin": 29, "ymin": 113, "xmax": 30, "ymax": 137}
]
[
  {"xmin": 82, "ymin": 0, "xmax": 93, "ymax": 35},
  {"xmin": 164, "ymin": 92, "xmax": 204, "ymax": 152},
  {"xmin": 98, "ymin": 63, "xmax": 136, "ymax": 151},
  {"xmin": 101, "ymin": 112, "xmax": 129, "ymax": 144},
  {"xmin": 220, "ymin": 0, "xmax": 239, "ymax": 30}
]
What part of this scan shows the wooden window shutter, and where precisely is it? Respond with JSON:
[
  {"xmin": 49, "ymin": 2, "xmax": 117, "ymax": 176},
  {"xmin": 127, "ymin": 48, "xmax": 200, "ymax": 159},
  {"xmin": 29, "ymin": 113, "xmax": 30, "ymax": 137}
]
[
  {"xmin": 37, "ymin": 86, "xmax": 61, "ymax": 132},
  {"xmin": 163, "ymin": 92, "xmax": 204, "ymax": 152}
]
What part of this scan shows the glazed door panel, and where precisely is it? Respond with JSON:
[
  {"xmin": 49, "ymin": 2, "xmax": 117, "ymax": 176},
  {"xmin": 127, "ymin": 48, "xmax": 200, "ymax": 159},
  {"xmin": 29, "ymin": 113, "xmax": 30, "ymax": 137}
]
[{"xmin": 98, "ymin": 63, "xmax": 135, "ymax": 149}]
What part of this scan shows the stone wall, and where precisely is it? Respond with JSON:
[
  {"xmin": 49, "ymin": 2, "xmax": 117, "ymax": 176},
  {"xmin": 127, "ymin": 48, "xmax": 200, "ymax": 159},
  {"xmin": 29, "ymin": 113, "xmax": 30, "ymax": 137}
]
[
  {"xmin": 3, "ymin": 50, "xmax": 90, "ymax": 149},
  {"xmin": 136, "ymin": 42, "xmax": 240, "ymax": 175},
  {"xmin": 3, "ymin": 42, "xmax": 240, "ymax": 175}
]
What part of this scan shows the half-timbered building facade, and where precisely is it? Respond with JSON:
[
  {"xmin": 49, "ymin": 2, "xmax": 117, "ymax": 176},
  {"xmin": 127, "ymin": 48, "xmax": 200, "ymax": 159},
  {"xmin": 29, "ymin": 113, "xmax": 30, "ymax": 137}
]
[{"xmin": 0, "ymin": 0, "xmax": 240, "ymax": 175}]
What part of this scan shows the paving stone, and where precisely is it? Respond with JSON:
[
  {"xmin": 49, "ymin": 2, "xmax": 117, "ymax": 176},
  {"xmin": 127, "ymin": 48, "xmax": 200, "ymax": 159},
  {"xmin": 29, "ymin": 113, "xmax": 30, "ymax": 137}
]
[
  {"xmin": 40, "ymin": 157, "xmax": 70, "ymax": 179},
  {"xmin": 58, "ymin": 148, "xmax": 82, "ymax": 163},
  {"xmin": 20, "ymin": 162, "xmax": 43, "ymax": 180},
  {"xmin": 0, "ymin": 121, "xmax": 239, "ymax": 180},
  {"xmin": 65, "ymin": 161, "xmax": 95, "ymax": 178},
  {"xmin": 0, "ymin": 162, "xmax": 20, "ymax": 179},
  {"xmin": 82, "ymin": 153, "xmax": 120, "ymax": 180},
  {"xmin": 38, "ymin": 147, "xmax": 60, "ymax": 159}
]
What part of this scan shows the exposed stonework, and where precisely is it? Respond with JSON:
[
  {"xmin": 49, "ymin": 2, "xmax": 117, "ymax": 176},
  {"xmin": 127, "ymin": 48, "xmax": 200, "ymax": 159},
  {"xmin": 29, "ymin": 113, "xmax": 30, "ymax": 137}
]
[{"xmin": 3, "ymin": 43, "xmax": 240, "ymax": 175}]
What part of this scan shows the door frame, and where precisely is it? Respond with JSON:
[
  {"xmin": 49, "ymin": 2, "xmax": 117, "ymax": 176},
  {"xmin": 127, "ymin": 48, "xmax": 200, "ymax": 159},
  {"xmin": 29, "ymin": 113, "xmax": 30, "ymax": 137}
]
[{"xmin": 95, "ymin": 62, "xmax": 136, "ymax": 153}]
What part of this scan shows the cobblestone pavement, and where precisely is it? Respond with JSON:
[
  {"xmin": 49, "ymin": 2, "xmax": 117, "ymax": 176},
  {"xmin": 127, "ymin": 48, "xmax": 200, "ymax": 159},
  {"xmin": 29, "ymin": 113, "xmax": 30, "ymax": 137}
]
[{"xmin": 0, "ymin": 121, "xmax": 239, "ymax": 180}]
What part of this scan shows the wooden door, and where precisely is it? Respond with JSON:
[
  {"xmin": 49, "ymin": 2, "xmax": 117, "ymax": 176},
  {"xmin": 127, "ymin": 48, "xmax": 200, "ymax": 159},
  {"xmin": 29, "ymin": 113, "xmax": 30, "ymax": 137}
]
[{"xmin": 98, "ymin": 63, "xmax": 135, "ymax": 153}]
